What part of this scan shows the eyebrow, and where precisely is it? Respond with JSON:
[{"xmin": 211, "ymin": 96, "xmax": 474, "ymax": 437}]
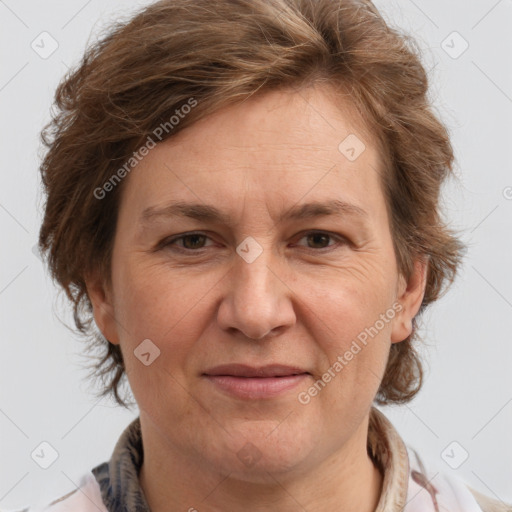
[{"xmin": 139, "ymin": 199, "xmax": 368, "ymax": 227}]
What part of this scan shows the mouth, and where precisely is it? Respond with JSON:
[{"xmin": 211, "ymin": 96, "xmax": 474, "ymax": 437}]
[
  {"xmin": 203, "ymin": 363, "xmax": 310, "ymax": 378},
  {"xmin": 202, "ymin": 364, "xmax": 311, "ymax": 399}
]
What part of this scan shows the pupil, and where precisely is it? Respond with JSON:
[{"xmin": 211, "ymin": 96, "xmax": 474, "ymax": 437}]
[
  {"xmin": 309, "ymin": 233, "xmax": 329, "ymax": 248},
  {"xmin": 184, "ymin": 234, "xmax": 204, "ymax": 249}
]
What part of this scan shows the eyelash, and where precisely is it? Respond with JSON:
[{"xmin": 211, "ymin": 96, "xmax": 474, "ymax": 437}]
[{"xmin": 159, "ymin": 230, "xmax": 349, "ymax": 254}]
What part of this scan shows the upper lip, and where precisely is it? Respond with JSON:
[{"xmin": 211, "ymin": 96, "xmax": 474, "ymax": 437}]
[{"xmin": 203, "ymin": 364, "xmax": 310, "ymax": 378}]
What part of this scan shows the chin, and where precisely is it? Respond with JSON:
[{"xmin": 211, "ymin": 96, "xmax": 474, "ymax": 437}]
[{"xmin": 201, "ymin": 421, "xmax": 317, "ymax": 480}]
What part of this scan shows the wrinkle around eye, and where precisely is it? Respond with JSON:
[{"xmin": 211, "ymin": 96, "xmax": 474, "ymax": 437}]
[{"xmin": 146, "ymin": 222, "xmax": 378, "ymax": 258}]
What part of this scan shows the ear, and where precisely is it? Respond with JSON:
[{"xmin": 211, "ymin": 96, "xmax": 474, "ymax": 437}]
[
  {"xmin": 85, "ymin": 271, "xmax": 121, "ymax": 345},
  {"xmin": 391, "ymin": 258, "xmax": 428, "ymax": 344}
]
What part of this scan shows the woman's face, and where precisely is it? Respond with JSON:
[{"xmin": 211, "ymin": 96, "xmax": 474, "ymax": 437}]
[{"xmin": 89, "ymin": 85, "xmax": 426, "ymax": 481}]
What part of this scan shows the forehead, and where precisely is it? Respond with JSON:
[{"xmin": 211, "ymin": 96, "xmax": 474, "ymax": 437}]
[
  {"xmin": 119, "ymin": 85, "xmax": 387, "ymax": 223},
  {"xmin": 173, "ymin": 84, "xmax": 379, "ymax": 160}
]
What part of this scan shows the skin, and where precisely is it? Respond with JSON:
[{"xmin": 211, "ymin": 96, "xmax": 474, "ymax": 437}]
[{"xmin": 87, "ymin": 84, "xmax": 427, "ymax": 512}]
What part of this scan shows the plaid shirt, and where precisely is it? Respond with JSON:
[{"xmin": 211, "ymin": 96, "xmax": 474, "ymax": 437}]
[{"xmin": 23, "ymin": 408, "xmax": 509, "ymax": 512}]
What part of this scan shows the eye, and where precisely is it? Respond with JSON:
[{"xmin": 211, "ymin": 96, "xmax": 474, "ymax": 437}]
[
  {"xmin": 161, "ymin": 232, "xmax": 215, "ymax": 252},
  {"xmin": 294, "ymin": 231, "xmax": 347, "ymax": 250},
  {"xmin": 158, "ymin": 230, "xmax": 348, "ymax": 254}
]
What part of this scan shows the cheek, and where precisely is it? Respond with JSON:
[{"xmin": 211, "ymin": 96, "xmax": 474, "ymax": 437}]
[
  {"xmin": 302, "ymin": 261, "xmax": 397, "ymax": 337},
  {"xmin": 113, "ymin": 263, "xmax": 214, "ymax": 417},
  {"xmin": 114, "ymin": 258, "xmax": 213, "ymax": 339},
  {"xmin": 111, "ymin": 260, "xmax": 217, "ymax": 402},
  {"xmin": 299, "ymin": 267, "xmax": 396, "ymax": 400}
]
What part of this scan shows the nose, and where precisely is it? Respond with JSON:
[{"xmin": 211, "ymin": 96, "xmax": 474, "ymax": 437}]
[{"xmin": 216, "ymin": 242, "xmax": 296, "ymax": 340}]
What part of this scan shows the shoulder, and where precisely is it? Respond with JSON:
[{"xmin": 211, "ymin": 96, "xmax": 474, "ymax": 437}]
[
  {"xmin": 406, "ymin": 446, "xmax": 511, "ymax": 512},
  {"xmin": 20, "ymin": 472, "xmax": 107, "ymax": 512}
]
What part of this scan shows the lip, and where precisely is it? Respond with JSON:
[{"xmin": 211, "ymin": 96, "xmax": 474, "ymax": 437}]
[
  {"xmin": 203, "ymin": 364, "xmax": 310, "ymax": 400},
  {"xmin": 204, "ymin": 374, "xmax": 309, "ymax": 399},
  {"xmin": 203, "ymin": 363, "xmax": 309, "ymax": 378}
]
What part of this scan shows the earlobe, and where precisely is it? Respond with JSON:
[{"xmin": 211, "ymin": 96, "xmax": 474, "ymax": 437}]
[
  {"xmin": 391, "ymin": 258, "xmax": 428, "ymax": 344},
  {"xmin": 85, "ymin": 272, "xmax": 120, "ymax": 345}
]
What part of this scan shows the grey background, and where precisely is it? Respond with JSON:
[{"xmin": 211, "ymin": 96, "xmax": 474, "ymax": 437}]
[{"xmin": 0, "ymin": 0, "xmax": 511, "ymax": 508}]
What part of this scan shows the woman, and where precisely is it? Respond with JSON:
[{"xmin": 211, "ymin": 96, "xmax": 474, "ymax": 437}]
[{"xmin": 26, "ymin": 0, "xmax": 509, "ymax": 510}]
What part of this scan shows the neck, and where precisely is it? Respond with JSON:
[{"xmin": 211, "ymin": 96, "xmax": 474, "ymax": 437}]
[{"xmin": 139, "ymin": 412, "xmax": 383, "ymax": 512}]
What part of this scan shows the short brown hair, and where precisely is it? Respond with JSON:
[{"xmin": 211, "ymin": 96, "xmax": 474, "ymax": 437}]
[{"xmin": 38, "ymin": 0, "xmax": 464, "ymax": 408}]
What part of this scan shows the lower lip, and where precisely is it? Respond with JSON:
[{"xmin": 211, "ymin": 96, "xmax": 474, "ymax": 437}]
[{"xmin": 204, "ymin": 374, "xmax": 309, "ymax": 399}]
